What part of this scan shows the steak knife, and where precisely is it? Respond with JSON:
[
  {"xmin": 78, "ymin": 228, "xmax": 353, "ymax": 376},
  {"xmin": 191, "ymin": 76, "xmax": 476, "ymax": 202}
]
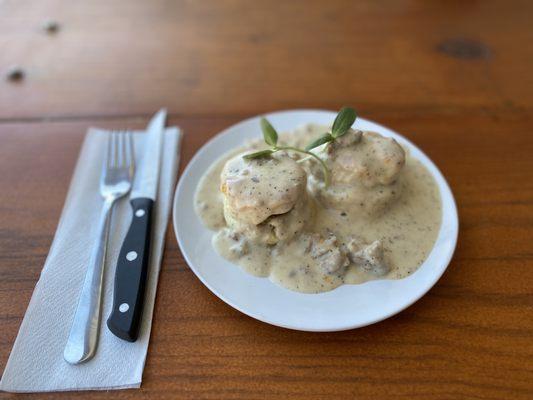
[{"xmin": 107, "ymin": 109, "xmax": 166, "ymax": 342}]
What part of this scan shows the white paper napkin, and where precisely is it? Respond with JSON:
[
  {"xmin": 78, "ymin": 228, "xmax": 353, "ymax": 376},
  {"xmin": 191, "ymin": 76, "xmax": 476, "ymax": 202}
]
[{"xmin": 0, "ymin": 126, "xmax": 181, "ymax": 392}]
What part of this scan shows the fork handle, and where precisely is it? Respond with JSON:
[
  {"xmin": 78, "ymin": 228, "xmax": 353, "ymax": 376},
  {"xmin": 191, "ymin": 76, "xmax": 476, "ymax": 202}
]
[
  {"xmin": 107, "ymin": 198, "xmax": 154, "ymax": 342},
  {"xmin": 64, "ymin": 198, "xmax": 114, "ymax": 364}
]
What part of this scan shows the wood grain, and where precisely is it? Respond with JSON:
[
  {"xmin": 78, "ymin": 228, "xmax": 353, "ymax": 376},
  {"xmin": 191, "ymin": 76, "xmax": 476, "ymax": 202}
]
[
  {"xmin": 1, "ymin": 0, "xmax": 532, "ymax": 120},
  {"xmin": 0, "ymin": 0, "xmax": 532, "ymax": 399}
]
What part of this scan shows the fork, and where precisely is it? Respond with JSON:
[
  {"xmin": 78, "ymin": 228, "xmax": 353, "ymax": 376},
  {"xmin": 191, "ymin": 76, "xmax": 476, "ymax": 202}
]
[{"xmin": 64, "ymin": 132, "xmax": 135, "ymax": 364}]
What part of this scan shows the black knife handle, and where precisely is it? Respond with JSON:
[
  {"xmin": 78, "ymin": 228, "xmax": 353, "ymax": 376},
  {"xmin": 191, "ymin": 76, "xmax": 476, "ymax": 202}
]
[{"xmin": 107, "ymin": 198, "xmax": 154, "ymax": 342}]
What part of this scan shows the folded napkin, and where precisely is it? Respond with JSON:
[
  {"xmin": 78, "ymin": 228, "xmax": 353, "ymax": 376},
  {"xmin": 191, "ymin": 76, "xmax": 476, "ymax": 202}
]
[{"xmin": 0, "ymin": 126, "xmax": 181, "ymax": 392}]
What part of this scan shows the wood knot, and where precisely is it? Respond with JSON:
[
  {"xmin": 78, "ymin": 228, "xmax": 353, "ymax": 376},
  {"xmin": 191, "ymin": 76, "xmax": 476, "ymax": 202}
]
[{"xmin": 436, "ymin": 38, "xmax": 491, "ymax": 60}]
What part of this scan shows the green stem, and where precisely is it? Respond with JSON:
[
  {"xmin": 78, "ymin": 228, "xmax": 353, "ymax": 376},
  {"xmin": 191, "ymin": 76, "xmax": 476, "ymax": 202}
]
[{"xmin": 276, "ymin": 146, "xmax": 330, "ymax": 187}]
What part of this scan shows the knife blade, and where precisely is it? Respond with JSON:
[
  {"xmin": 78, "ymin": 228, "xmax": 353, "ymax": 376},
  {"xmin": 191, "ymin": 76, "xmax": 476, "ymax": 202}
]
[{"xmin": 107, "ymin": 109, "xmax": 166, "ymax": 342}]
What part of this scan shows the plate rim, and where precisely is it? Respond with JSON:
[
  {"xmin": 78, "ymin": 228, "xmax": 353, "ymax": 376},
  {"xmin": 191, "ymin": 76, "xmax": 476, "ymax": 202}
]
[{"xmin": 172, "ymin": 109, "xmax": 459, "ymax": 332}]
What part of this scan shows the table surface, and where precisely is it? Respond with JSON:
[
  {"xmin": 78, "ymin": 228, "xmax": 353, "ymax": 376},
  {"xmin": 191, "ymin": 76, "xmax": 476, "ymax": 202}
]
[{"xmin": 1, "ymin": 1, "xmax": 532, "ymax": 399}]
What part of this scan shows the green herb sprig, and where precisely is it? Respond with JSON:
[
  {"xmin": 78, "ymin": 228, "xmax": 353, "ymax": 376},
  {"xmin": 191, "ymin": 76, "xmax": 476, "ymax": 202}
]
[
  {"xmin": 244, "ymin": 118, "xmax": 331, "ymax": 186},
  {"xmin": 243, "ymin": 107, "xmax": 358, "ymax": 187},
  {"xmin": 305, "ymin": 107, "xmax": 357, "ymax": 151}
]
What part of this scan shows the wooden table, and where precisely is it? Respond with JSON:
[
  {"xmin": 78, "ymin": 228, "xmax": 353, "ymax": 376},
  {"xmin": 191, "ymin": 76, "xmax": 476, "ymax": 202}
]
[{"xmin": 1, "ymin": 1, "xmax": 532, "ymax": 399}]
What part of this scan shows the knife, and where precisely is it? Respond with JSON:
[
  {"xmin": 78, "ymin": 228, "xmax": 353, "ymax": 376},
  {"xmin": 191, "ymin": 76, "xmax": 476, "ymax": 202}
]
[{"xmin": 107, "ymin": 109, "xmax": 166, "ymax": 342}]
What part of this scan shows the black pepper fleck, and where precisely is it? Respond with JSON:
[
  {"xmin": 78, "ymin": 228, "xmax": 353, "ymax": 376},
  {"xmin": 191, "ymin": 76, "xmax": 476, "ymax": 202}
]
[
  {"xmin": 6, "ymin": 66, "xmax": 24, "ymax": 82},
  {"xmin": 42, "ymin": 20, "xmax": 60, "ymax": 34}
]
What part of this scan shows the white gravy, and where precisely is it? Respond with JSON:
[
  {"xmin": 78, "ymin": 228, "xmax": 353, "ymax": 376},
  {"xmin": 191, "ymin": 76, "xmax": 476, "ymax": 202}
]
[{"xmin": 194, "ymin": 124, "xmax": 442, "ymax": 293}]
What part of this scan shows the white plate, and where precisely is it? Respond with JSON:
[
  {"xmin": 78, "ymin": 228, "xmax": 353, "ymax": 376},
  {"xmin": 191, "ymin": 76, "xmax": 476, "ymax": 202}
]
[{"xmin": 173, "ymin": 110, "xmax": 458, "ymax": 332}]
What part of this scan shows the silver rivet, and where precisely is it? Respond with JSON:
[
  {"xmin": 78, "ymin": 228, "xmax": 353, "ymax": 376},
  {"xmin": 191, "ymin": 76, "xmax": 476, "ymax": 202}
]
[
  {"xmin": 119, "ymin": 303, "xmax": 129, "ymax": 313},
  {"xmin": 126, "ymin": 251, "xmax": 137, "ymax": 261},
  {"xmin": 135, "ymin": 209, "xmax": 145, "ymax": 217}
]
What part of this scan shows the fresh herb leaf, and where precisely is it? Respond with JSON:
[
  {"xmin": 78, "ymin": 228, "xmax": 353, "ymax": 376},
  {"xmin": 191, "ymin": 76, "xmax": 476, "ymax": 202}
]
[
  {"xmin": 243, "ymin": 149, "xmax": 275, "ymax": 160},
  {"xmin": 305, "ymin": 133, "xmax": 333, "ymax": 151},
  {"xmin": 331, "ymin": 107, "xmax": 357, "ymax": 138},
  {"xmin": 260, "ymin": 117, "xmax": 278, "ymax": 146},
  {"xmin": 301, "ymin": 106, "xmax": 358, "ymax": 186},
  {"xmin": 242, "ymin": 110, "xmax": 366, "ymax": 188}
]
